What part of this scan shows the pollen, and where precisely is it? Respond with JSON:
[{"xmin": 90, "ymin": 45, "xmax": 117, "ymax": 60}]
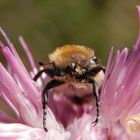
[
  {"xmin": 48, "ymin": 44, "xmax": 94, "ymax": 68},
  {"xmin": 124, "ymin": 113, "xmax": 140, "ymax": 133}
]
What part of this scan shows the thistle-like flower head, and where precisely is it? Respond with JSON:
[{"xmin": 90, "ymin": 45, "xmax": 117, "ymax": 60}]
[{"xmin": 0, "ymin": 6, "xmax": 140, "ymax": 140}]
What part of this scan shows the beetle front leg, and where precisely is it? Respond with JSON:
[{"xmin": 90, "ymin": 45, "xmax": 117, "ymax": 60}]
[
  {"xmin": 89, "ymin": 79, "xmax": 100, "ymax": 125},
  {"xmin": 42, "ymin": 79, "xmax": 64, "ymax": 132}
]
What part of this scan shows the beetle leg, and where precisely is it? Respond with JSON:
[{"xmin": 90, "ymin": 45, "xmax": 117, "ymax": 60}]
[
  {"xmin": 90, "ymin": 79, "xmax": 100, "ymax": 125},
  {"xmin": 33, "ymin": 69, "xmax": 48, "ymax": 81},
  {"xmin": 89, "ymin": 66, "xmax": 105, "ymax": 76},
  {"xmin": 42, "ymin": 79, "xmax": 64, "ymax": 132},
  {"xmin": 33, "ymin": 67, "xmax": 66, "ymax": 81}
]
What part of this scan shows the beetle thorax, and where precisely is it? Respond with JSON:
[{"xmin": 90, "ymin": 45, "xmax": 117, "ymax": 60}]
[{"xmin": 48, "ymin": 45, "xmax": 95, "ymax": 68}]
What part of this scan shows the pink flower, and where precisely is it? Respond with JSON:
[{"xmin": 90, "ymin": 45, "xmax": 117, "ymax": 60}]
[
  {"xmin": 99, "ymin": 6, "xmax": 140, "ymax": 139},
  {"xmin": 0, "ymin": 6, "xmax": 140, "ymax": 140}
]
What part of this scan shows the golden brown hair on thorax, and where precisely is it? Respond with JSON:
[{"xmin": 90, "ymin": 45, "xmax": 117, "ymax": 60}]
[{"xmin": 48, "ymin": 44, "xmax": 94, "ymax": 68}]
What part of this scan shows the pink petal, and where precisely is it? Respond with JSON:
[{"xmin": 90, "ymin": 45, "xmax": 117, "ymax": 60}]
[
  {"xmin": 0, "ymin": 27, "xmax": 29, "ymax": 76},
  {"xmin": 134, "ymin": 6, "xmax": 140, "ymax": 49},
  {"xmin": 0, "ymin": 123, "xmax": 46, "ymax": 140},
  {"xmin": 45, "ymin": 106, "xmax": 65, "ymax": 131},
  {"xmin": 0, "ymin": 109, "xmax": 16, "ymax": 123},
  {"xmin": 109, "ymin": 122, "xmax": 131, "ymax": 140},
  {"xmin": 67, "ymin": 114, "xmax": 130, "ymax": 140},
  {"xmin": 46, "ymin": 129, "xmax": 70, "ymax": 140},
  {"xmin": 0, "ymin": 123, "xmax": 70, "ymax": 140},
  {"xmin": 0, "ymin": 63, "xmax": 39, "ymax": 127},
  {"xmin": 0, "ymin": 89, "xmax": 19, "ymax": 117},
  {"xmin": 0, "ymin": 45, "xmax": 42, "ymax": 111},
  {"xmin": 101, "ymin": 46, "xmax": 140, "ymax": 124},
  {"xmin": 48, "ymin": 82, "xmax": 94, "ymax": 128},
  {"xmin": 18, "ymin": 36, "xmax": 37, "ymax": 71},
  {"xmin": 67, "ymin": 114, "xmax": 108, "ymax": 140}
]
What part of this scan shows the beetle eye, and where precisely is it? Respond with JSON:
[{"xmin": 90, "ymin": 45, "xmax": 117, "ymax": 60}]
[
  {"xmin": 91, "ymin": 59, "xmax": 95, "ymax": 63},
  {"xmin": 90, "ymin": 56, "xmax": 98, "ymax": 64},
  {"xmin": 93, "ymin": 56, "xmax": 97, "ymax": 61},
  {"xmin": 70, "ymin": 63, "xmax": 76, "ymax": 69},
  {"xmin": 90, "ymin": 58, "xmax": 95, "ymax": 64}
]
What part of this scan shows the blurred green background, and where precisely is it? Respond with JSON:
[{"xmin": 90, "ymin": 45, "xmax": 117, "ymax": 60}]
[{"xmin": 0, "ymin": 0, "xmax": 140, "ymax": 68}]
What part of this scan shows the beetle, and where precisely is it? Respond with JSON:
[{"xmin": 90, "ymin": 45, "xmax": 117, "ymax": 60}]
[{"xmin": 33, "ymin": 44, "xmax": 105, "ymax": 131}]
